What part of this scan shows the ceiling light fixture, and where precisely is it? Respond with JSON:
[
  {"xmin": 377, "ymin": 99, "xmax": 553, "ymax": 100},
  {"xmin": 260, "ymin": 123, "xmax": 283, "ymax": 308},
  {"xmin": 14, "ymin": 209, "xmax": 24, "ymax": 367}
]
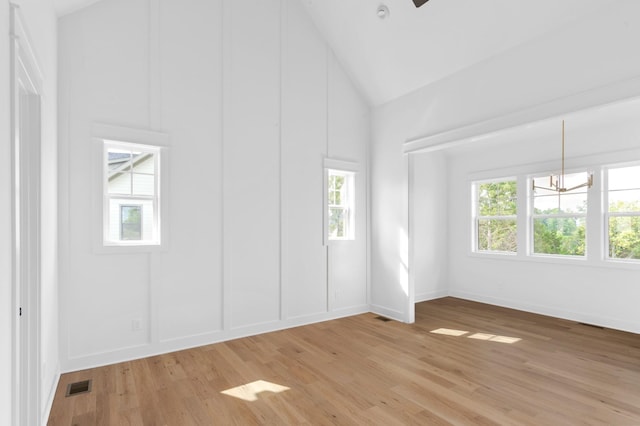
[
  {"xmin": 532, "ymin": 120, "xmax": 593, "ymax": 193},
  {"xmin": 377, "ymin": 5, "xmax": 390, "ymax": 19}
]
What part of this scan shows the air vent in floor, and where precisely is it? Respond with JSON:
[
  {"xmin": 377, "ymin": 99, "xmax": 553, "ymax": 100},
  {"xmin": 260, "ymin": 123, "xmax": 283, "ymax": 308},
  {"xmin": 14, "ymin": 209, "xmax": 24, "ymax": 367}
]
[{"xmin": 65, "ymin": 379, "xmax": 92, "ymax": 397}]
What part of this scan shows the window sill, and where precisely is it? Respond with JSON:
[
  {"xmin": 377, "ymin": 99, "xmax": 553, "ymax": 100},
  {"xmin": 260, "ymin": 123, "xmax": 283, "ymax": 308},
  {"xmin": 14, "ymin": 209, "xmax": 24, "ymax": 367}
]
[
  {"xmin": 95, "ymin": 242, "xmax": 166, "ymax": 255},
  {"xmin": 469, "ymin": 250, "xmax": 640, "ymax": 270}
]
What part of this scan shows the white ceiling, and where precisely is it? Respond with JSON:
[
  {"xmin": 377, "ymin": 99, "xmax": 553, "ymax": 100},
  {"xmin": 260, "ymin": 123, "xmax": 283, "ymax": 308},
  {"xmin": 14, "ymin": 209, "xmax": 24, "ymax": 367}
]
[
  {"xmin": 52, "ymin": 0, "xmax": 102, "ymax": 17},
  {"xmin": 53, "ymin": 0, "xmax": 614, "ymax": 106},
  {"xmin": 300, "ymin": 0, "xmax": 614, "ymax": 106}
]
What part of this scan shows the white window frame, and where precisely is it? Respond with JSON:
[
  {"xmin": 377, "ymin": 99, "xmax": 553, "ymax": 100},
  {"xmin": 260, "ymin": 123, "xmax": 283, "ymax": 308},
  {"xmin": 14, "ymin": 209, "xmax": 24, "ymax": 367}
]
[
  {"xmin": 324, "ymin": 158, "xmax": 358, "ymax": 244},
  {"xmin": 530, "ymin": 170, "xmax": 590, "ymax": 258},
  {"xmin": 604, "ymin": 162, "xmax": 640, "ymax": 263},
  {"xmin": 93, "ymin": 124, "xmax": 169, "ymax": 253},
  {"xmin": 472, "ymin": 177, "xmax": 518, "ymax": 255}
]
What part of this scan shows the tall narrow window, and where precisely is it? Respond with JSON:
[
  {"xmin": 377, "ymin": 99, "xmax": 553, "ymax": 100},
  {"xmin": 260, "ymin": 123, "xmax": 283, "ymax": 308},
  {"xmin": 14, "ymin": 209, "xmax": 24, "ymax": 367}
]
[
  {"xmin": 531, "ymin": 171, "xmax": 589, "ymax": 256},
  {"xmin": 327, "ymin": 169, "xmax": 355, "ymax": 241},
  {"xmin": 606, "ymin": 165, "xmax": 640, "ymax": 260},
  {"xmin": 104, "ymin": 142, "xmax": 160, "ymax": 245},
  {"xmin": 473, "ymin": 179, "xmax": 517, "ymax": 253}
]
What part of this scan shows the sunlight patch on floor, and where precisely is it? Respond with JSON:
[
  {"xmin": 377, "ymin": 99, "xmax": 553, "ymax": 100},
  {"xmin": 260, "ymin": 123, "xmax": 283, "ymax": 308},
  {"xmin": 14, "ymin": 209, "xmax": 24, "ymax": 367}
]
[
  {"xmin": 221, "ymin": 380, "xmax": 290, "ymax": 402},
  {"xmin": 430, "ymin": 328, "xmax": 521, "ymax": 344},
  {"xmin": 468, "ymin": 333, "xmax": 521, "ymax": 344},
  {"xmin": 430, "ymin": 328, "xmax": 469, "ymax": 336}
]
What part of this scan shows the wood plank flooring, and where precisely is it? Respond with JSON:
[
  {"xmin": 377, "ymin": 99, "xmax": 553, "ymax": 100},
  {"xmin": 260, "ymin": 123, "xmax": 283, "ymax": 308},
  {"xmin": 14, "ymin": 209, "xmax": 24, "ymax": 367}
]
[{"xmin": 48, "ymin": 298, "xmax": 640, "ymax": 425}]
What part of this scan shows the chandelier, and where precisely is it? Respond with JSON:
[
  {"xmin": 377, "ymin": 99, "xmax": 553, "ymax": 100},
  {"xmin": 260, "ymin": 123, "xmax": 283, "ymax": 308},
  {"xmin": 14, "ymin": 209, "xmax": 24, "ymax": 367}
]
[{"xmin": 532, "ymin": 120, "xmax": 593, "ymax": 193}]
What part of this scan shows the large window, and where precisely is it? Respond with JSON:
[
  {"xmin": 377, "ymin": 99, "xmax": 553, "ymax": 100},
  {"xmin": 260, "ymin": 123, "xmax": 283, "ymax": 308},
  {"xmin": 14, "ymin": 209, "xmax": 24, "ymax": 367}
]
[
  {"xmin": 327, "ymin": 169, "xmax": 355, "ymax": 241},
  {"xmin": 104, "ymin": 141, "xmax": 160, "ymax": 245},
  {"xmin": 606, "ymin": 165, "xmax": 640, "ymax": 260},
  {"xmin": 531, "ymin": 171, "xmax": 589, "ymax": 256},
  {"xmin": 473, "ymin": 179, "xmax": 517, "ymax": 253}
]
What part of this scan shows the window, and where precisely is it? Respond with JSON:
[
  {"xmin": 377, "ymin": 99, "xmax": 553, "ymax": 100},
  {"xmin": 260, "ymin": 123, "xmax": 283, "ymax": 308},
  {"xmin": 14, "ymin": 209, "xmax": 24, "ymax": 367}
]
[
  {"xmin": 473, "ymin": 179, "xmax": 517, "ymax": 253},
  {"xmin": 531, "ymin": 171, "xmax": 589, "ymax": 256},
  {"xmin": 104, "ymin": 141, "xmax": 160, "ymax": 245},
  {"xmin": 327, "ymin": 169, "xmax": 354, "ymax": 240},
  {"xmin": 606, "ymin": 165, "xmax": 640, "ymax": 260}
]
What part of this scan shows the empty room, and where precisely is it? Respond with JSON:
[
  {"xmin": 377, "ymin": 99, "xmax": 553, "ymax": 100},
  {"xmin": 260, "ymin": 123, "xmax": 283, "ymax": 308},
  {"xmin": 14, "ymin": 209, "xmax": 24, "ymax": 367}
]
[{"xmin": 2, "ymin": 0, "xmax": 640, "ymax": 424}]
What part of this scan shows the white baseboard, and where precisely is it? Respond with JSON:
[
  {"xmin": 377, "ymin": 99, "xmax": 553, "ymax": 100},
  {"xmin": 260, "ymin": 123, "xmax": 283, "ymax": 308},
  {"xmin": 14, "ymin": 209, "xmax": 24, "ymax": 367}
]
[
  {"xmin": 415, "ymin": 289, "xmax": 448, "ymax": 303},
  {"xmin": 369, "ymin": 304, "xmax": 405, "ymax": 322},
  {"xmin": 448, "ymin": 290, "xmax": 640, "ymax": 334},
  {"xmin": 42, "ymin": 367, "xmax": 60, "ymax": 426},
  {"xmin": 61, "ymin": 305, "xmax": 370, "ymax": 373}
]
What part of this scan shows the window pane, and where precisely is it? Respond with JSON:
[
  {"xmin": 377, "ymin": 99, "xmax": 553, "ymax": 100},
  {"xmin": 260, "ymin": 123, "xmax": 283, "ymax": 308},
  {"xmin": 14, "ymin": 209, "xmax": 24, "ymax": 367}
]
[
  {"xmin": 120, "ymin": 205, "xmax": 142, "ymax": 240},
  {"xmin": 109, "ymin": 199, "xmax": 155, "ymax": 242},
  {"xmin": 609, "ymin": 165, "xmax": 640, "ymax": 191},
  {"xmin": 327, "ymin": 169, "xmax": 354, "ymax": 241},
  {"xmin": 132, "ymin": 152, "xmax": 155, "ymax": 174},
  {"xmin": 477, "ymin": 181, "xmax": 516, "ymax": 216},
  {"xmin": 108, "ymin": 172, "xmax": 131, "ymax": 195},
  {"xmin": 533, "ymin": 217, "xmax": 586, "ymax": 256},
  {"xmin": 329, "ymin": 208, "xmax": 346, "ymax": 238},
  {"xmin": 108, "ymin": 149, "xmax": 132, "ymax": 171},
  {"xmin": 334, "ymin": 189, "xmax": 342, "ymax": 206},
  {"xmin": 609, "ymin": 190, "xmax": 640, "ymax": 212},
  {"xmin": 609, "ymin": 216, "xmax": 640, "ymax": 259},
  {"xmin": 133, "ymin": 174, "xmax": 154, "ymax": 196},
  {"xmin": 477, "ymin": 219, "xmax": 517, "ymax": 252},
  {"xmin": 533, "ymin": 193, "xmax": 587, "ymax": 214}
]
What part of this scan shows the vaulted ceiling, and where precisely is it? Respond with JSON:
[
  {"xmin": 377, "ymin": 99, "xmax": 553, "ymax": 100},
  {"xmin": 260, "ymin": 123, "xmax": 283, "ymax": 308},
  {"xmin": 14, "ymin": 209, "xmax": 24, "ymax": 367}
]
[
  {"xmin": 53, "ymin": 0, "xmax": 615, "ymax": 106},
  {"xmin": 52, "ymin": 0, "xmax": 102, "ymax": 17},
  {"xmin": 299, "ymin": 0, "xmax": 614, "ymax": 105}
]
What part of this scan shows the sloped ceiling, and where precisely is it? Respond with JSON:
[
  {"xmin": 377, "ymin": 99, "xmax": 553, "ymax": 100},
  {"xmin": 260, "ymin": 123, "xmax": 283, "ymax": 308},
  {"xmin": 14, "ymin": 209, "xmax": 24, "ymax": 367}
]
[
  {"xmin": 54, "ymin": 0, "xmax": 614, "ymax": 107},
  {"xmin": 52, "ymin": 0, "xmax": 102, "ymax": 17},
  {"xmin": 299, "ymin": 0, "xmax": 614, "ymax": 106}
]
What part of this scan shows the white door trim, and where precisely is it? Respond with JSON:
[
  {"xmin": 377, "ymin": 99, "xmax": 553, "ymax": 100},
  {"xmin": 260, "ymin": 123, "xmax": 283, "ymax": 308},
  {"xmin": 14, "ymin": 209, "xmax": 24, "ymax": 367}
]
[{"xmin": 10, "ymin": 3, "xmax": 44, "ymax": 425}]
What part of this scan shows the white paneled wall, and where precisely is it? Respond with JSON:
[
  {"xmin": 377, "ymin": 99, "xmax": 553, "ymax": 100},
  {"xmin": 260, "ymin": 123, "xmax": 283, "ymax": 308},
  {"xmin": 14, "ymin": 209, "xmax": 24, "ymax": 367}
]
[
  {"xmin": 225, "ymin": 0, "xmax": 282, "ymax": 329},
  {"xmin": 281, "ymin": 0, "xmax": 329, "ymax": 319},
  {"xmin": 58, "ymin": 0, "xmax": 369, "ymax": 372}
]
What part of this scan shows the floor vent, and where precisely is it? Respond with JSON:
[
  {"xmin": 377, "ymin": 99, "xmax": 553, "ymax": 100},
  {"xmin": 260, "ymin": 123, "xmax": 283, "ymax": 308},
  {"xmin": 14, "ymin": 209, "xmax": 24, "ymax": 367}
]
[
  {"xmin": 578, "ymin": 322, "xmax": 604, "ymax": 329},
  {"xmin": 374, "ymin": 316, "xmax": 392, "ymax": 322},
  {"xmin": 65, "ymin": 380, "xmax": 92, "ymax": 397}
]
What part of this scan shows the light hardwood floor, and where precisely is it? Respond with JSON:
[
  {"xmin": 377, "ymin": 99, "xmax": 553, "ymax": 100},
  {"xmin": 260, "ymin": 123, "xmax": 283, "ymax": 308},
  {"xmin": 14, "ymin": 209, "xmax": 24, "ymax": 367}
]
[{"xmin": 48, "ymin": 298, "xmax": 640, "ymax": 425}]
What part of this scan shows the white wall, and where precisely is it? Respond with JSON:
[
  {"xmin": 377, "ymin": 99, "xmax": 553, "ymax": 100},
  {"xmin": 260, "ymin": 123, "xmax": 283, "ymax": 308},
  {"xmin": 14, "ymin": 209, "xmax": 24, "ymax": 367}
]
[
  {"xmin": 0, "ymin": 1, "xmax": 59, "ymax": 423},
  {"xmin": 58, "ymin": 0, "xmax": 369, "ymax": 372},
  {"xmin": 411, "ymin": 151, "xmax": 448, "ymax": 302},
  {"xmin": 370, "ymin": 90, "xmax": 423, "ymax": 322},
  {"xmin": 446, "ymin": 113, "xmax": 640, "ymax": 333}
]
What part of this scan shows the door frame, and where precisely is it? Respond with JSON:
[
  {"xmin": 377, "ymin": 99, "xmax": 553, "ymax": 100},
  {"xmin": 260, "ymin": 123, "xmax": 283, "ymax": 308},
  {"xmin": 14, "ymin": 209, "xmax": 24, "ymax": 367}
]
[{"xmin": 10, "ymin": 3, "xmax": 44, "ymax": 425}]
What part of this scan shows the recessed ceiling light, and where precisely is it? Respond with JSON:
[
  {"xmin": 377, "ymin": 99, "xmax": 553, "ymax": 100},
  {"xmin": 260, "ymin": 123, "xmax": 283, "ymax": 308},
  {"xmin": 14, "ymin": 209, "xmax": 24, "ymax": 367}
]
[{"xmin": 377, "ymin": 5, "xmax": 390, "ymax": 19}]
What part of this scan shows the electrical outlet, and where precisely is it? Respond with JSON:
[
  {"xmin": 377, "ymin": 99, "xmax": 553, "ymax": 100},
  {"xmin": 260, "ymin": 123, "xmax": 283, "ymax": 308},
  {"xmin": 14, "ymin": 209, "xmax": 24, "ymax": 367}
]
[{"xmin": 132, "ymin": 318, "xmax": 142, "ymax": 331}]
